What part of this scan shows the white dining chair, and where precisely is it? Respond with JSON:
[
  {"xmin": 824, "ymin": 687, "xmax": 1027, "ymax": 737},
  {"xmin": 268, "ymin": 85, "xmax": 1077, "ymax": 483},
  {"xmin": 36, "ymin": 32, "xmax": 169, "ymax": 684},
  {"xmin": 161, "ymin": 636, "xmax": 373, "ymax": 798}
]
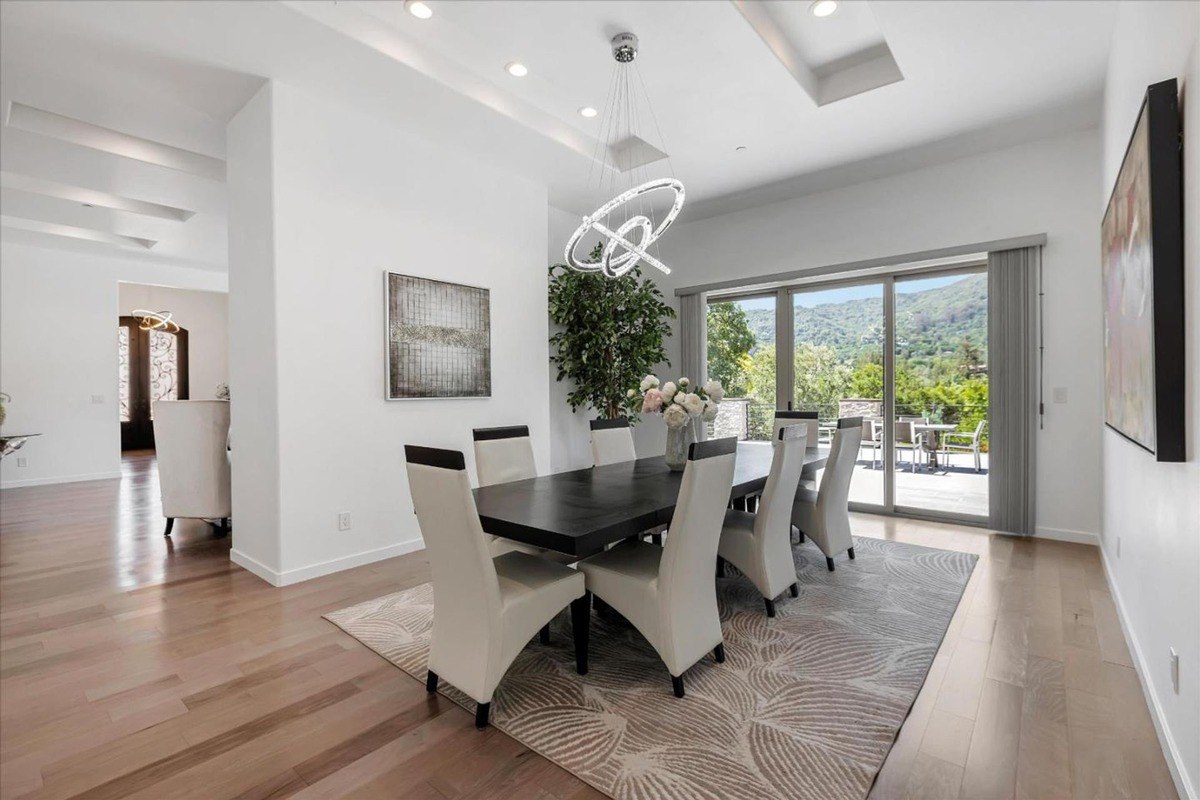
[
  {"xmin": 717, "ymin": 424, "xmax": 808, "ymax": 617},
  {"xmin": 590, "ymin": 417, "xmax": 637, "ymax": 466},
  {"xmin": 473, "ymin": 426, "xmax": 577, "ymax": 563},
  {"xmin": 792, "ymin": 417, "xmax": 864, "ymax": 571},
  {"xmin": 577, "ymin": 437, "xmax": 738, "ymax": 698},
  {"xmin": 406, "ymin": 445, "xmax": 589, "ymax": 728},
  {"xmin": 772, "ymin": 410, "xmax": 819, "ymax": 450},
  {"xmin": 153, "ymin": 400, "xmax": 231, "ymax": 536},
  {"xmin": 941, "ymin": 419, "xmax": 987, "ymax": 472}
]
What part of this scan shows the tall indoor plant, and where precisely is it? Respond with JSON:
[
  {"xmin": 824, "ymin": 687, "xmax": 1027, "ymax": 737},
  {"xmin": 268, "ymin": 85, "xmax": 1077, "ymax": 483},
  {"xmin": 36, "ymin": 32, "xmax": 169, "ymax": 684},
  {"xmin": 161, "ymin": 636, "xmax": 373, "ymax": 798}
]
[{"xmin": 549, "ymin": 244, "xmax": 676, "ymax": 420}]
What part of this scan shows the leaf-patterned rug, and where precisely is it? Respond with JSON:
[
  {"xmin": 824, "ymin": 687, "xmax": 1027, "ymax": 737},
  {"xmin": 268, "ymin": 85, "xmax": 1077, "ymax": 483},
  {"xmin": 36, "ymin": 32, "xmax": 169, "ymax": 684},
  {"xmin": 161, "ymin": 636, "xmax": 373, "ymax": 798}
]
[{"xmin": 324, "ymin": 535, "xmax": 976, "ymax": 800}]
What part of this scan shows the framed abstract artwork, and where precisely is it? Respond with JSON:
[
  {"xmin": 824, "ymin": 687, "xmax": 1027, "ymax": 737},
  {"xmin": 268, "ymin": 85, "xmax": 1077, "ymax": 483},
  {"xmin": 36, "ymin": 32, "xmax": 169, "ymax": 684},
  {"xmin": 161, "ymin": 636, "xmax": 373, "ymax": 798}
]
[
  {"xmin": 384, "ymin": 272, "xmax": 491, "ymax": 400},
  {"xmin": 1101, "ymin": 78, "xmax": 1184, "ymax": 462}
]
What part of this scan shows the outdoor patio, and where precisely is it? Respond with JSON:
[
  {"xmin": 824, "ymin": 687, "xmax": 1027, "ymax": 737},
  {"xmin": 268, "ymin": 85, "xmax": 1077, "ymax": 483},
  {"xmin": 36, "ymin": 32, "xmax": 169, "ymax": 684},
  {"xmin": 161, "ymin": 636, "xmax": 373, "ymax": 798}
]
[{"xmin": 844, "ymin": 450, "xmax": 989, "ymax": 517}]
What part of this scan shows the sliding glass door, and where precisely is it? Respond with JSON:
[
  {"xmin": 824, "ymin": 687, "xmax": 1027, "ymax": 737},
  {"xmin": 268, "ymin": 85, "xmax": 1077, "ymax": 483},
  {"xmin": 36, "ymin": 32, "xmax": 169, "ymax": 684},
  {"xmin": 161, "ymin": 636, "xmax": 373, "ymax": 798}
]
[
  {"xmin": 790, "ymin": 283, "xmax": 885, "ymax": 506},
  {"xmin": 706, "ymin": 295, "xmax": 775, "ymax": 441},
  {"xmin": 892, "ymin": 271, "xmax": 989, "ymax": 517},
  {"xmin": 706, "ymin": 264, "xmax": 990, "ymax": 524}
]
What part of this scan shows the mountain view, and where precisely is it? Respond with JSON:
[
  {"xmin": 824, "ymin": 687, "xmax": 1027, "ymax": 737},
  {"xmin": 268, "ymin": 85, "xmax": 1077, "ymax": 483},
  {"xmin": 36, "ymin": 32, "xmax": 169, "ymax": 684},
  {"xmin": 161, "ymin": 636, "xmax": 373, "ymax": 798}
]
[{"xmin": 742, "ymin": 273, "xmax": 988, "ymax": 362}]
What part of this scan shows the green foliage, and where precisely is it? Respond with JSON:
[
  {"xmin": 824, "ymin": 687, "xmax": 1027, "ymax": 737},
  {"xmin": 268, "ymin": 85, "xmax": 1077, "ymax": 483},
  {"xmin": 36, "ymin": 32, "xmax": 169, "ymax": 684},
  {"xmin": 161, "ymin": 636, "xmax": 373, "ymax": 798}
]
[
  {"xmin": 548, "ymin": 245, "xmax": 676, "ymax": 420},
  {"xmin": 706, "ymin": 302, "xmax": 755, "ymax": 396}
]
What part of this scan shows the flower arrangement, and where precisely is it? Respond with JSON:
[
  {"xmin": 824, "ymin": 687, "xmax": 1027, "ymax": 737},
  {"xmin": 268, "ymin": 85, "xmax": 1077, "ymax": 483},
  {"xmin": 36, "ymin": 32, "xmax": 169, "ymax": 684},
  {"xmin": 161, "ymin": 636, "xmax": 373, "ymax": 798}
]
[{"xmin": 630, "ymin": 374, "xmax": 724, "ymax": 429}]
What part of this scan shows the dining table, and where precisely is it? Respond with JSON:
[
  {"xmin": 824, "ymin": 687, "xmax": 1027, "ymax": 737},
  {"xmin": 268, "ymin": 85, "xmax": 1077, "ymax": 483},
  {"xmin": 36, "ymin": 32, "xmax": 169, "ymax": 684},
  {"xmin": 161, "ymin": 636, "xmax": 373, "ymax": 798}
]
[
  {"xmin": 913, "ymin": 423, "xmax": 959, "ymax": 469},
  {"xmin": 474, "ymin": 440, "xmax": 829, "ymax": 558}
]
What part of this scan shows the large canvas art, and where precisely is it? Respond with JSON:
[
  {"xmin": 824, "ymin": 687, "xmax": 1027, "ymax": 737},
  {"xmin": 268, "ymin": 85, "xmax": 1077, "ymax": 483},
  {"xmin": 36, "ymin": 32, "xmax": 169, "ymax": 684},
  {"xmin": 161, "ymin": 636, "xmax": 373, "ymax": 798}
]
[
  {"xmin": 1101, "ymin": 79, "xmax": 1185, "ymax": 462},
  {"xmin": 385, "ymin": 273, "xmax": 491, "ymax": 399}
]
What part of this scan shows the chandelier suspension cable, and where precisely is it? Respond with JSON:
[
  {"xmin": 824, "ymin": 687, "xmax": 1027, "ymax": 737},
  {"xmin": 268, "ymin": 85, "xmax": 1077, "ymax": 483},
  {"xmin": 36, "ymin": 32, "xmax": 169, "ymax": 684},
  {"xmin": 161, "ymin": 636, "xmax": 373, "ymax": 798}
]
[{"xmin": 564, "ymin": 31, "xmax": 686, "ymax": 279}]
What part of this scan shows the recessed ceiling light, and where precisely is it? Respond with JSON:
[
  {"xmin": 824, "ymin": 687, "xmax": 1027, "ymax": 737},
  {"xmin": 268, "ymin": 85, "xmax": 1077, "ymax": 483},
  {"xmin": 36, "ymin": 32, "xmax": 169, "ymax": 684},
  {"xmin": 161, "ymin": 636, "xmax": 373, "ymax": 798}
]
[
  {"xmin": 579, "ymin": 106, "xmax": 598, "ymax": 118},
  {"xmin": 810, "ymin": 0, "xmax": 838, "ymax": 18},
  {"xmin": 505, "ymin": 62, "xmax": 529, "ymax": 78},
  {"xmin": 405, "ymin": 1, "xmax": 433, "ymax": 20}
]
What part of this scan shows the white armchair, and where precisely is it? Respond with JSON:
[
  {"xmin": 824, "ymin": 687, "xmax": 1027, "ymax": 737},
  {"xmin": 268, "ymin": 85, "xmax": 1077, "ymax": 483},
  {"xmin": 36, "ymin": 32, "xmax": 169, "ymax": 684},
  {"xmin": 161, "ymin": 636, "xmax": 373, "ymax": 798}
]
[
  {"xmin": 941, "ymin": 420, "xmax": 987, "ymax": 472},
  {"xmin": 152, "ymin": 400, "xmax": 231, "ymax": 536},
  {"xmin": 577, "ymin": 437, "xmax": 738, "ymax": 698}
]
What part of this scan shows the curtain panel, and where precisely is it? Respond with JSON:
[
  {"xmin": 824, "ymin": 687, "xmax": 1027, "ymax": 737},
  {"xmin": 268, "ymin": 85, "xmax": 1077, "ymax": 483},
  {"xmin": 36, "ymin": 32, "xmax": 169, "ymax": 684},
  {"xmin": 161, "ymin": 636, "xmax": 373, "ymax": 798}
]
[{"xmin": 987, "ymin": 246, "xmax": 1040, "ymax": 535}]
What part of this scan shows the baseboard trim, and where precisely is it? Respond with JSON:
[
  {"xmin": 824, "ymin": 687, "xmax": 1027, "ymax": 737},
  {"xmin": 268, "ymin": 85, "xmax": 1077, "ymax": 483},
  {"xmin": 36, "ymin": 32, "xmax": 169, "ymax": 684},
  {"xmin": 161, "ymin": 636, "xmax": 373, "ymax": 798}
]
[
  {"xmin": 1099, "ymin": 544, "xmax": 1195, "ymax": 800},
  {"xmin": 1033, "ymin": 525, "xmax": 1099, "ymax": 546},
  {"xmin": 0, "ymin": 470, "xmax": 123, "ymax": 490},
  {"xmin": 231, "ymin": 538, "xmax": 425, "ymax": 587}
]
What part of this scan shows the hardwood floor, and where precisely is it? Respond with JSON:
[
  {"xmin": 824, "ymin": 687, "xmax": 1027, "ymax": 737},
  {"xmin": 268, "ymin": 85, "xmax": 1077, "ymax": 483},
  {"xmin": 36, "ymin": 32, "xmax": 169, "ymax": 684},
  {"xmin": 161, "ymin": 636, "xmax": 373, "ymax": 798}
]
[{"xmin": 0, "ymin": 453, "xmax": 1177, "ymax": 799}]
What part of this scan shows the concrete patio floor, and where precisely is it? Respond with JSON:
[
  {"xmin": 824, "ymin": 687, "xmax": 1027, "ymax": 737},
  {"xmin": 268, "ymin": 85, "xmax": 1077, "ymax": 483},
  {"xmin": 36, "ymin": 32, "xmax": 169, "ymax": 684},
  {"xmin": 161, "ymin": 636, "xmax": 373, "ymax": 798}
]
[{"xmin": 844, "ymin": 450, "xmax": 989, "ymax": 517}]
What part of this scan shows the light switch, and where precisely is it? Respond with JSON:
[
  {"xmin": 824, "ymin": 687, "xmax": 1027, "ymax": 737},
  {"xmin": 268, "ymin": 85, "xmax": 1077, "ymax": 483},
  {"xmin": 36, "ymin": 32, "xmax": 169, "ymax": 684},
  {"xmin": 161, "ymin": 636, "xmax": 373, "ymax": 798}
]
[
  {"xmin": 1052, "ymin": 387, "xmax": 1068, "ymax": 404},
  {"xmin": 91, "ymin": 394, "xmax": 105, "ymax": 404}
]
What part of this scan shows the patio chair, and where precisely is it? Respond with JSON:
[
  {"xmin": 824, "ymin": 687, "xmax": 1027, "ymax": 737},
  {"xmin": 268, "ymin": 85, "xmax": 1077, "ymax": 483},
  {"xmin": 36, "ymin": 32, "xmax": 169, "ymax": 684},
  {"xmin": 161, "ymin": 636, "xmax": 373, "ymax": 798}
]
[
  {"xmin": 864, "ymin": 418, "xmax": 884, "ymax": 468},
  {"xmin": 941, "ymin": 420, "xmax": 987, "ymax": 472},
  {"xmin": 895, "ymin": 420, "xmax": 923, "ymax": 473}
]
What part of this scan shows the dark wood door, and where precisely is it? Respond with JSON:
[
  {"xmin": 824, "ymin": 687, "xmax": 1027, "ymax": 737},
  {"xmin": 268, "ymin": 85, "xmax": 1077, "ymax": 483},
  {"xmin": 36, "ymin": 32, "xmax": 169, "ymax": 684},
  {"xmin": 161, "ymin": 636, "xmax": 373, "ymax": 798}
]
[{"xmin": 119, "ymin": 316, "xmax": 189, "ymax": 451}]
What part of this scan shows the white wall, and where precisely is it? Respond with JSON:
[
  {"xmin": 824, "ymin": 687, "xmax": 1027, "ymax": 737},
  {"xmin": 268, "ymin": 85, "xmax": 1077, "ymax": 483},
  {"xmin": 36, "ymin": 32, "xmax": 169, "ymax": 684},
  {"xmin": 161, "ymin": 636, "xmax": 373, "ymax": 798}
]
[
  {"xmin": 0, "ymin": 242, "xmax": 227, "ymax": 488},
  {"xmin": 226, "ymin": 81, "xmax": 550, "ymax": 585},
  {"xmin": 1100, "ymin": 3, "xmax": 1200, "ymax": 796},
  {"xmin": 118, "ymin": 283, "xmax": 228, "ymax": 400},
  {"xmin": 651, "ymin": 128, "xmax": 1104, "ymax": 542}
]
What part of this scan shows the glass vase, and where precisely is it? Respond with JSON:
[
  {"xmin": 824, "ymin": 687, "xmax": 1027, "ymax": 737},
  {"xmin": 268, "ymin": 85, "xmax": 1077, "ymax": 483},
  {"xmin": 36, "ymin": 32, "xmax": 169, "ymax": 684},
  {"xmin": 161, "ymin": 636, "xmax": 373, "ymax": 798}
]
[{"xmin": 665, "ymin": 420, "xmax": 694, "ymax": 471}]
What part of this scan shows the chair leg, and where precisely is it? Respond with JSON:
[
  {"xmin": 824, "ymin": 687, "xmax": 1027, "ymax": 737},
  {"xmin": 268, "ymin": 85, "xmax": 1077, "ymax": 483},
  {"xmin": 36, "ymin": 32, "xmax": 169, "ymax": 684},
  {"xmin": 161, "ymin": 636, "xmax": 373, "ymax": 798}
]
[
  {"xmin": 475, "ymin": 702, "xmax": 490, "ymax": 728},
  {"xmin": 539, "ymin": 624, "xmax": 550, "ymax": 645},
  {"xmin": 713, "ymin": 643, "xmax": 726, "ymax": 663},
  {"xmin": 790, "ymin": 583, "xmax": 799, "ymax": 598},
  {"xmin": 826, "ymin": 556, "xmax": 835, "ymax": 572},
  {"xmin": 764, "ymin": 598, "xmax": 776, "ymax": 618},
  {"xmin": 425, "ymin": 670, "xmax": 438, "ymax": 693},
  {"xmin": 163, "ymin": 518, "xmax": 174, "ymax": 536},
  {"xmin": 651, "ymin": 533, "xmax": 662, "ymax": 546},
  {"xmin": 671, "ymin": 675, "xmax": 685, "ymax": 698},
  {"xmin": 848, "ymin": 547, "xmax": 855, "ymax": 560},
  {"xmin": 798, "ymin": 530, "xmax": 805, "ymax": 544},
  {"xmin": 219, "ymin": 518, "xmax": 230, "ymax": 536},
  {"xmin": 716, "ymin": 556, "xmax": 726, "ymax": 578},
  {"xmin": 571, "ymin": 592, "xmax": 590, "ymax": 675}
]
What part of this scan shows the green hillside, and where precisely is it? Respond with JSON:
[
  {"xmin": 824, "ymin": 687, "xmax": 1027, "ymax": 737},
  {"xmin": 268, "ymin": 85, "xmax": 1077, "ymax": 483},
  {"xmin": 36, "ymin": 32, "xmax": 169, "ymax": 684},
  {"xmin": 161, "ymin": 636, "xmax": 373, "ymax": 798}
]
[{"xmin": 740, "ymin": 273, "xmax": 987, "ymax": 362}]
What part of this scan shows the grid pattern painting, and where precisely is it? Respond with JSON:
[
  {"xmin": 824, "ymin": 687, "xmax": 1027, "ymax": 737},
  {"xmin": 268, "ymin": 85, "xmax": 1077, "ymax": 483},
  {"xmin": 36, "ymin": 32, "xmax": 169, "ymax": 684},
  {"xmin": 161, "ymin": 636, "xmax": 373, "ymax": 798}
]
[{"xmin": 386, "ymin": 273, "xmax": 491, "ymax": 399}]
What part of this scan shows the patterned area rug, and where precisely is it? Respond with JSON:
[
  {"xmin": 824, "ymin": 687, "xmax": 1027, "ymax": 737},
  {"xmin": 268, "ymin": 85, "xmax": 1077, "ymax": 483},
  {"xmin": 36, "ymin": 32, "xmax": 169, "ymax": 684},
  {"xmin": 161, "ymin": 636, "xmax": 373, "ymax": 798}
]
[{"xmin": 325, "ymin": 536, "xmax": 976, "ymax": 800}]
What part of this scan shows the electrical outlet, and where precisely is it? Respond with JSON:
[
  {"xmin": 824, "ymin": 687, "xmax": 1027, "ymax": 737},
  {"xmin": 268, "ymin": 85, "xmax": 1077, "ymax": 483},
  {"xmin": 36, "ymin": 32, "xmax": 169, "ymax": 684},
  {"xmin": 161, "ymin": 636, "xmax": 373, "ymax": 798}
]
[
  {"xmin": 1052, "ymin": 387, "xmax": 1069, "ymax": 404},
  {"xmin": 1170, "ymin": 648, "xmax": 1180, "ymax": 694},
  {"xmin": 337, "ymin": 511, "xmax": 352, "ymax": 532},
  {"xmin": 91, "ymin": 394, "xmax": 105, "ymax": 404},
  {"xmin": 16, "ymin": 457, "xmax": 27, "ymax": 468}
]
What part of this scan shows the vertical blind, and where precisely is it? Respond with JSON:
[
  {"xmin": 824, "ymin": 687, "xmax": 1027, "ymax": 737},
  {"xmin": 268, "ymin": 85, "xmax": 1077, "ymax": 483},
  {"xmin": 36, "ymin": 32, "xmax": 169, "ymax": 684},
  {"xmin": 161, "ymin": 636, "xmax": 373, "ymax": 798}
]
[
  {"xmin": 987, "ymin": 246, "xmax": 1040, "ymax": 535},
  {"xmin": 679, "ymin": 292, "xmax": 707, "ymax": 389}
]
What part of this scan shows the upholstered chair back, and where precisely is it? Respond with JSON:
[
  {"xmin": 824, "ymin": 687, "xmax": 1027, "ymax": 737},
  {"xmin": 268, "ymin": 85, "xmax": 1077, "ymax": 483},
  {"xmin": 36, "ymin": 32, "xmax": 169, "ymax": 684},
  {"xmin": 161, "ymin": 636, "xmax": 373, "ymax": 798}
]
[
  {"xmin": 772, "ymin": 410, "xmax": 819, "ymax": 450},
  {"xmin": 816, "ymin": 417, "xmax": 864, "ymax": 530},
  {"xmin": 757, "ymin": 424, "xmax": 809, "ymax": 539},
  {"xmin": 590, "ymin": 417, "xmax": 637, "ymax": 466},
  {"xmin": 405, "ymin": 445, "xmax": 503, "ymax": 697},
  {"xmin": 153, "ymin": 400, "xmax": 231, "ymax": 519},
  {"xmin": 658, "ymin": 436, "xmax": 738, "ymax": 673},
  {"xmin": 473, "ymin": 425, "xmax": 536, "ymax": 487}
]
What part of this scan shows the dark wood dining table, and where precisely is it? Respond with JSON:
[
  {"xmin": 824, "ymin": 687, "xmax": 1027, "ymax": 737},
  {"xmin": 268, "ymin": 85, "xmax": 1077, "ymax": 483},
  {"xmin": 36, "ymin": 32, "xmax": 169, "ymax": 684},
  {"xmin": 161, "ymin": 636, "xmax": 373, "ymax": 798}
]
[{"xmin": 473, "ymin": 441, "xmax": 828, "ymax": 558}]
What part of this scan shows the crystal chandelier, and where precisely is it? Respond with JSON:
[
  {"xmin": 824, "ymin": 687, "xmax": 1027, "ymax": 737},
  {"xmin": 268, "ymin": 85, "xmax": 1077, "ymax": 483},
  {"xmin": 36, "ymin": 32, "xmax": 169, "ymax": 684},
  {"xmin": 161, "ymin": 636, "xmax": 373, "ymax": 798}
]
[{"xmin": 564, "ymin": 32, "xmax": 684, "ymax": 279}]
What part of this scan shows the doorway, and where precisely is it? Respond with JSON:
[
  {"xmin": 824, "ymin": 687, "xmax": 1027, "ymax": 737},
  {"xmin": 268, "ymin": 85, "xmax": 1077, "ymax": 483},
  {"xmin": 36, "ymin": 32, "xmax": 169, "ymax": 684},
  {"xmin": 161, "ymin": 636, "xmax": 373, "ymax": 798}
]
[{"xmin": 119, "ymin": 316, "xmax": 189, "ymax": 450}]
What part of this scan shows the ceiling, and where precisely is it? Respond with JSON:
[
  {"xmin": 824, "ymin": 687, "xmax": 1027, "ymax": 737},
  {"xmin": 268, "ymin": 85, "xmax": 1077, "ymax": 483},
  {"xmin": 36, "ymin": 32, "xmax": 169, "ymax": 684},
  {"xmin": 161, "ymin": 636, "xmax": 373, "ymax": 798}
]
[{"xmin": 0, "ymin": 1, "xmax": 1117, "ymax": 271}]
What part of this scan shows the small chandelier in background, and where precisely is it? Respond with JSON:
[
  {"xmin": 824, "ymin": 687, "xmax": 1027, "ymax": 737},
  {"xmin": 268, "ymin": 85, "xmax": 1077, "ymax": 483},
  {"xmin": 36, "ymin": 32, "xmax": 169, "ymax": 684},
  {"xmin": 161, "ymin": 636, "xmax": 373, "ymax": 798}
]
[
  {"xmin": 132, "ymin": 309, "xmax": 179, "ymax": 333},
  {"xmin": 564, "ymin": 32, "xmax": 685, "ymax": 279}
]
